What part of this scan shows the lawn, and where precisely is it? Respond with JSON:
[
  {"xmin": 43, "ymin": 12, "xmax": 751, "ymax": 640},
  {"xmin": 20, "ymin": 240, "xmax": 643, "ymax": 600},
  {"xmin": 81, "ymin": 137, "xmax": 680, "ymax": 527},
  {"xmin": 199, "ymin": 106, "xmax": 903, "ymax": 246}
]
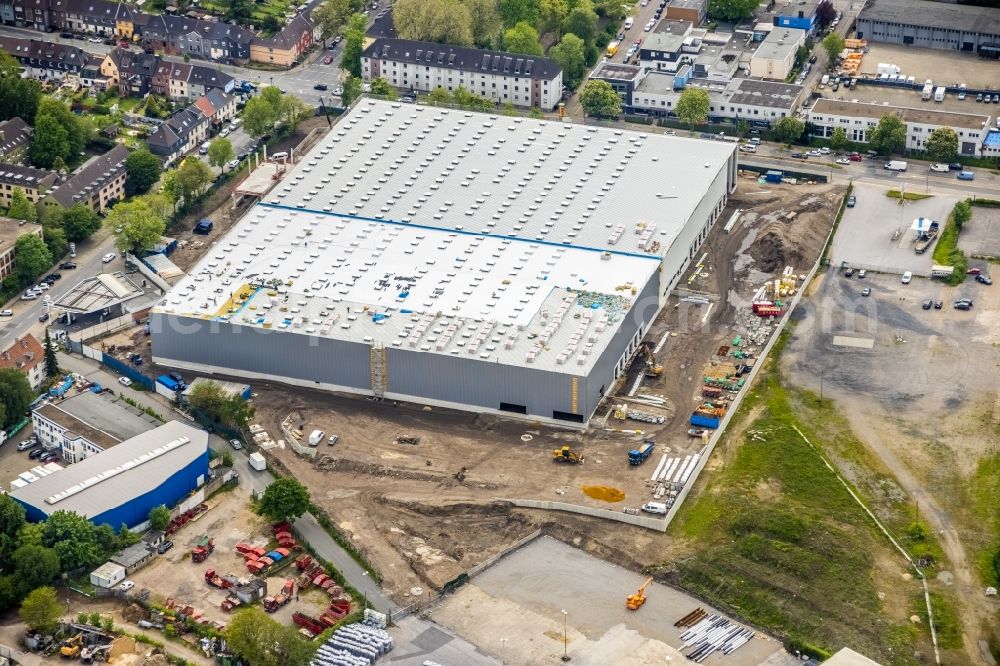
[
  {"xmin": 931, "ymin": 204, "xmax": 968, "ymax": 284},
  {"xmin": 666, "ymin": 330, "xmax": 953, "ymax": 664},
  {"xmin": 887, "ymin": 190, "xmax": 933, "ymax": 201}
]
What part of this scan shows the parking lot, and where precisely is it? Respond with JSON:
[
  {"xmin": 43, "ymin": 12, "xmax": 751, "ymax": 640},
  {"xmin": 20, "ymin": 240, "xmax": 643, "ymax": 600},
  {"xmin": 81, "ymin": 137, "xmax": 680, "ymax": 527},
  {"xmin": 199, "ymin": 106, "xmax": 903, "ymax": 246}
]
[
  {"xmin": 830, "ymin": 182, "xmax": 959, "ymax": 274},
  {"xmin": 859, "ymin": 43, "xmax": 1000, "ymax": 91},
  {"xmin": 960, "ymin": 204, "xmax": 1000, "ymax": 259},
  {"xmin": 429, "ymin": 537, "xmax": 795, "ymax": 666}
]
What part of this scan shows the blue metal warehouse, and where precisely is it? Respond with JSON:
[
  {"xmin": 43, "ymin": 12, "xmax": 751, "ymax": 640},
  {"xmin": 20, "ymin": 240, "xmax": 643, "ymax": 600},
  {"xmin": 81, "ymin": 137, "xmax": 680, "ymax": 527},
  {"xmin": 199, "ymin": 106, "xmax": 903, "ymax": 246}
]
[{"xmin": 10, "ymin": 421, "xmax": 209, "ymax": 528}]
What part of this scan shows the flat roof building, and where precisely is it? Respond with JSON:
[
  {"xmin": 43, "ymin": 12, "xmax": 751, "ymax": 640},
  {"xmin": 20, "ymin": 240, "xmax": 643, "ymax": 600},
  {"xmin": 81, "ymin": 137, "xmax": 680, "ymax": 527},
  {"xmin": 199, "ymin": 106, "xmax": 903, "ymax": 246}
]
[
  {"xmin": 151, "ymin": 99, "xmax": 737, "ymax": 426},
  {"xmin": 664, "ymin": 0, "xmax": 707, "ymax": 26},
  {"xmin": 11, "ymin": 420, "xmax": 209, "ymax": 528},
  {"xmin": 0, "ymin": 216, "xmax": 44, "ymax": 281},
  {"xmin": 857, "ymin": 0, "xmax": 1000, "ymax": 55},
  {"xmin": 750, "ymin": 27, "xmax": 806, "ymax": 80}
]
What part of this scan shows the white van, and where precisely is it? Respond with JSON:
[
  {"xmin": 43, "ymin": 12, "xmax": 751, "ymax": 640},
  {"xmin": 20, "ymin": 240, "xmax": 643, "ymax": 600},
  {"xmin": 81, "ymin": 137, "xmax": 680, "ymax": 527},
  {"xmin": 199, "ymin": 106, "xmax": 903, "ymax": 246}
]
[
  {"xmin": 929, "ymin": 163, "xmax": 949, "ymax": 173},
  {"xmin": 308, "ymin": 430, "xmax": 325, "ymax": 446},
  {"xmin": 641, "ymin": 502, "xmax": 668, "ymax": 515},
  {"xmin": 624, "ymin": 16, "xmax": 634, "ymax": 29},
  {"xmin": 270, "ymin": 151, "xmax": 289, "ymax": 162},
  {"xmin": 199, "ymin": 141, "xmax": 211, "ymax": 155}
]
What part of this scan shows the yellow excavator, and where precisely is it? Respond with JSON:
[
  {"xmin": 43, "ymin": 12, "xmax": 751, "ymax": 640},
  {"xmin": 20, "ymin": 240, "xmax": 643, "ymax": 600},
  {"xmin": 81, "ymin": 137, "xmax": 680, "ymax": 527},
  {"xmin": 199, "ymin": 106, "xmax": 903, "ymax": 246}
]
[
  {"xmin": 552, "ymin": 445, "xmax": 584, "ymax": 464},
  {"xmin": 642, "ymin": 344, "xmax": 663, "ymax": 377},
  {"xmin": 626, "ymin": 577, "xmax": 653, "ymax": 610},
  {"xmin": 60, "ymin": 633, "xmax": 84, "ymax": 658}
]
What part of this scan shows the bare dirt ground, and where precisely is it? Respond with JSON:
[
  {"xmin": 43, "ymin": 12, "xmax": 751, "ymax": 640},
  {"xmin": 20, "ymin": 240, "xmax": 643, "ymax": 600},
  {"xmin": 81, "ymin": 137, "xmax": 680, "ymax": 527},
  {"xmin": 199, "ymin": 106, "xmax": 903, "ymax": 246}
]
[
  {"xmin": 782, "ymin": 267, "xmax": 1000, "ymax": 663},
  {"xmin": 235, "ymin": 176, "xmax": 843, "ymax": 602}
]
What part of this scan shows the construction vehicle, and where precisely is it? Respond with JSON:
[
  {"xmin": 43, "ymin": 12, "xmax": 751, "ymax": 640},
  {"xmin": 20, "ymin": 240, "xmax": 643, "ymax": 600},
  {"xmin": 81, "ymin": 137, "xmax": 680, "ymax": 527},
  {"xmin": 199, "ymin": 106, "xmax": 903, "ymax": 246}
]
[
  {"xmin": 628, "ymin": 440, "xmax": 655, "ymax": 465},
  {"xmin": 626, "ymin": 577, "xmax": 653, "ymax": 610},
  {"xmin": 552, "ymin": 445, "xmax": 584, "ymax": 464},
  {"xmin": 263, "ymin": 579, "xmax": 295, "ymax": 612},
  {"xmin": 192, "ymin": 536, "xmax": 214, "ymax": 563},
  {"xmin": 204, "ymin": 569, "xmax": 238, "ymax": 590},
  {"xmin": 81, "ymin": 645, "xmax": 111, "ymax": 663},
  {"xmin": 60, "ymin": 633, "xmax": 84, "ymax": 658},
  {"xmin": 642, "ymin": 343, "xmax": 663, "ymax": 377}
]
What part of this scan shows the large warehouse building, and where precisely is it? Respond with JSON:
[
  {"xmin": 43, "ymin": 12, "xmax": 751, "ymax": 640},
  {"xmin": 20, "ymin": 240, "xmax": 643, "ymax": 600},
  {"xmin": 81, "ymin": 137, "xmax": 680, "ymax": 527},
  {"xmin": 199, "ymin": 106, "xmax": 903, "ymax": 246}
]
[
  {"xmin": 151, "ymin": 100, "xmax": 737, "ymax": 426},
  {"xmin": 10, "ymin": 421, "xmax": 209, "ymax": 527},
  {"xmin": 857, "ymin": 0, "xmax": 1000, "ymax": 55}
]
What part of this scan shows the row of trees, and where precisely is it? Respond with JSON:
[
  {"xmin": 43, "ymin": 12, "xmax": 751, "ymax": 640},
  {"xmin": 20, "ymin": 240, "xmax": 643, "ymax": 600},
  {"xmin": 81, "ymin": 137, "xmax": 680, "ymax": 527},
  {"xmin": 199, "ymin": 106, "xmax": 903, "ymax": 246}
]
[
  {"xmin": 185, "ymin": 380, "xmax": 256, "ymax": 432},
  {"xmin": 242, "ymin": 86, "xmax": 311, "ymax": 139},
  {"xmin": 708, "ymin": 0, "xmax": 835, "ymax": 24}
]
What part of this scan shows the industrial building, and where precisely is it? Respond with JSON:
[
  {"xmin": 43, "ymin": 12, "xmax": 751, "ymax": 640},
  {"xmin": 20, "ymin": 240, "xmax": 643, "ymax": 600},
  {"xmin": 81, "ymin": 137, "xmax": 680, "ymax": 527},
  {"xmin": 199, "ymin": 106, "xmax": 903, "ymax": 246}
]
[
  {"xmin": 151, "ymin": 100, "xmax": 737, "ymax": 426},
  {"xmin": 857, "ymin": 0, "xmax": 1000, "ymax": 56},
  {"xmin": 10, "ymin": 420, "xmax": 209, "ymax": 528},
  {"xmin": 749, "ymin": 28, "xmax": 806, "ymax": 81}
]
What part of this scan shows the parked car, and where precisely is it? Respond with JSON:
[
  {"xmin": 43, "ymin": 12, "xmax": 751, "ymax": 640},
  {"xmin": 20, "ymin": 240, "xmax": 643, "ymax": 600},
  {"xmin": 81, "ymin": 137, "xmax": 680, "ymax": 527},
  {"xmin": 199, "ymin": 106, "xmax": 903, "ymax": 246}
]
[
  {"xmin": 227, "ymin": 159, "xmax": 240, "ymax": 170},
  {"xmin": 844, "ymin": 269, "xmax": 854, "ymax": 278},
  {"xmin": 17, "ymin": 439, "xmax": 37, "ymax": 451},
  {"xmin": 922, "ymin": 299, "xmax": 932, "ymax": 309},
  {"xmin": 314, "ymin": 83, "xmax": 328, "ymax": 91},
  {"xmin": 40, "ymin": 453, "xmax": 58, "ymax": 463},
  {"xmin": 119, "ymin": 580, "xmax": 135, "ymax": 592},
  {"xmin": 948, "ymin": 162, "xmax": 963, "ymax": 170},
  {"xmin": 846, "ymin": 196, "xmax": 856, "ymax": 207},
  {"xmin": 102, "ymin": 252, "xmax": 116, "ymax": 263},
  {"xmin": 858, "ymin": 270, "xmax": 866, "ymax": 278},
  {"xmin": 193, "ymin": 219, "xmax": 213, "ymax": 235},
  {"xmin": 849, "ymin": 154, "xmax": 863, "ymax": 161},
  {"xmin": 861, "ymin": 287, "xmax": 871, "ymax": 297},
  {"xmin": 957, "ymin": 170, "xmax": 975, "ymax": 181},
  {"xmin": 118, "ymin": 377, "xmax": 133, "ymax": 387},
  {"xmin": 323, "ymin": 55, "xmax": 334, "ymax": 65},
  {"xmin": 836, "ymin": 157, "xmax": 850, "ymax": 164},
  {"xmin": 967, "ymin": 267, "xmax": 982, "ymax": 275},
  {"xmin": 38, "ymin": 313, "xmax": 49, "ymax": 323},
  {"xmin": 328, "ymin": 435, "xmax": 339, "ymax": 446},
  {"xmin": 58, "ymin": 262, "xmax": 77, "ymax": 269},
  {"xmin": 901, "ymin": 271, "xmax": 912, "ymax": 284},
  {"xmin": 791, "ymin": 152, "xmax": 806, "ymax": 158},
  {"xmin": 809, "ymin": 54, "xmax": 817, "ymax": 64},
  {"xmin": 230, "ymin": 438, "xmax": 243, "ymax": 450},
  {"xmin": 29, "ymin": 449, "xmax": 46, "ymax": 460},
  {"xmin": 976, "ymin": 274, "xmax": 993, "ymax": 285},
  {"xmin": 157, "ymin": 541, "xmax": 174, "ymax": 554},
  {"xmin": 0, "ymin": 310, "xmax": 12, "ymax": 317},
  {"xmin": 934, "ymin": 300, "xmax": 943, "ymax": 309}
]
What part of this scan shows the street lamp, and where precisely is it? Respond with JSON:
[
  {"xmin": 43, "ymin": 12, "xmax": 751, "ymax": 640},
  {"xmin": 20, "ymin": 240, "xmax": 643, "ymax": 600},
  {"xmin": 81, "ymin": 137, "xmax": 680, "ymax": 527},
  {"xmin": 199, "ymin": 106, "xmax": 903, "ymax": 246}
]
[
  {"xmin": 500, "ymin": 637, "xmax": 507, "ymax": 664},
  {"xmin": 361, "ymin": 571, "xmax": 368, "ymax": 611},
  {"xmin": 561, "ymin": 609, "xmax": 570, "ymax": 662}
]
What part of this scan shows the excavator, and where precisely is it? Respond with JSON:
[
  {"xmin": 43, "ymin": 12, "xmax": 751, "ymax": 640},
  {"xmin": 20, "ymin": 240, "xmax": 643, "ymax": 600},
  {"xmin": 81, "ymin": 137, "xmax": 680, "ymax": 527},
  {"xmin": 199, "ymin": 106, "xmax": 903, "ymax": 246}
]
[
  {"xmin": 60, "ymin": 633, "xmax": 84, "ymax": 658},
  {"xmin": 642, "ymin": 344, "xmax": 663, "ymax": 378},
  {"xmin": 626, "ymin": 577, "xmax": 653, "ymax": 611},
  {"xmin": 552, "ymin": 445, "xmax": 584, "ymax": 464}
]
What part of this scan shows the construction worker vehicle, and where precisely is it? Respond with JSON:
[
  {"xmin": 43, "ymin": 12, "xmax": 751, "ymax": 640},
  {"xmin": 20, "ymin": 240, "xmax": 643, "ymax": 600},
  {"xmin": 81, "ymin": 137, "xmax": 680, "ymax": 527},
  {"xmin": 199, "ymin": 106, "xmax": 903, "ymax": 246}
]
[
  {"xmin": 192, "ymin": 535, "xmax": 214, "ymax": 563},
  {"xmin": 552, "ymin": 445, "xmax": 584, "ymax": 464},
  {"xmin": 626, "ymin": 577, "xmax": 653, "ymax": 611},
  {"xmin": 60, "ymin": 633, "xmax": 84, "ymax": 658},
  {"xmin": 642, "ymin": 343, "xmax": 663, "ymax": 377},
  {"xmin": 204, "ymin": 568, "xmax": 238, "ymax": 590},
  {"xmin": 263, "ymin": 579, "xmax": 295, "ymax": 612},
  {"xmin": 628, "ymin": 440, "xmax": 655, "ymax": 465}
]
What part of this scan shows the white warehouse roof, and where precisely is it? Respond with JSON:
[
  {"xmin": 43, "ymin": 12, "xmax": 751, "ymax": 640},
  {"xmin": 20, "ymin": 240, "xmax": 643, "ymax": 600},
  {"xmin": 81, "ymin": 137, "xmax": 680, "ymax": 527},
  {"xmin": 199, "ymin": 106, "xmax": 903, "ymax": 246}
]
[{"xmin": 153, "ymin": 100, "xmax": 735, "ymax": 374}]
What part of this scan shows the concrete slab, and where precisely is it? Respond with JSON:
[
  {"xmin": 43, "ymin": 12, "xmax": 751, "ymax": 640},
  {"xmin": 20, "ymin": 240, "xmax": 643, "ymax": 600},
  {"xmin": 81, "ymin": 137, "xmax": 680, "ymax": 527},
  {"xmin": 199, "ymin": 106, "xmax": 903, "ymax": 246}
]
[
  {"xmin": 387, "ymin": 615, "xmax": 499, "ymax": 666},
  {"xmin": 429, "ymin": 536, "xmax": 795, "ymax": 666},
  {"xmin": 859, "ymin": 43, "xmax": 1000, "ymax": 91},
  {"xmin": 833, "ymin": 335, "xmax": 875, "ymax": 348},
  {"xmin": 830, "ymin": 183, "xmax": 958, "ymax": 274},
  {"xmin": 960, "ymin": 205, "xmax": 1000, "ymax": 259}
]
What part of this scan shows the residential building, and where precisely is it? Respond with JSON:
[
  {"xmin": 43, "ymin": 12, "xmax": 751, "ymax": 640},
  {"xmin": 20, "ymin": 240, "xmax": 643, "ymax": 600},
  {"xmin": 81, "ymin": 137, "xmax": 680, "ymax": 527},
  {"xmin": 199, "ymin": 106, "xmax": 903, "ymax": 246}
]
[
  {"xmin": 41, "ymin": 143, "xmax": 129, "ymax": 213},
  {"xmin": 7, "ymin": 0, "xmax": 50, "ymax": 31},
  {"xmin": 151, "ymin": 60, "xmax": 191, "ymax": 99},
  {"xmin": 100, "ymin": 48, "xmax": 157, "ymax": 96},
  {"xmin": 638, "ymin": 28, "xmax": 699, "ymax": 73},
  {"xmin": 129, "ymin": 57, "xmax": 233, "ymax": 101},
  {"xmin": 48, "ymin": 0, "xmax": 135, "ymax": 37},
  {"xmin": 772, "ymin": 0, "xmax": 818, "ymax": 32},
  {"xmin": 79, "ymin": 54, "xmax": 108, "ymax": 88},
  {"xmin": 0, "ymin": 36, "xmax": 88, "ymax": 80},
  {"xmin": 808, "ymin": 99, "xmax": 993, "ymax": 156},
  {"xmin": 664, "ymin": 0, "xmax": 707, "ymax": 26},
  {"xmin": 137, "ymin": 14, "xmax": 253, "ymax": 63},
  {"xmin": 0, "ymin": 164, "xmax": 57, "ymax": 208},
  {"xmin": 146, "ymin": 104, "xmax": 210, "ymax": 165},
  {"xmin": 588, "ymin": 63, "xmax": 645, "ymax": 108},
  {"xmin": 31, "ymin": 389, "xmax": 160, "ymax": 463},
  {"xmin": 193, "ymin": 88, "xmax": 237, "ymax": 128},
  {"xmin": 0, "ymin": 216, "xmax": 44, "ymax": 281},
  {"xmin": 361, "ymin": 38, "xmax": 563, "ymax": 110},
  {"xmin": 0, "ymin": 118, "xmax": 32, "ymax": 164},
  {"xmin": 857, "ymin": 0, "xmax": 1000, "ymax": 55},
  {"xmin": 749, "ymin": 27, "xmax": 805, "ymax": 80},
  {"xmin": 638, "ymin": 22, "xmax": 743, "ymax": 81},
  {"xmin": 250, "ymin": 12, "xmax": 314, "ymax": 66},
  {"xmin": 11, "ymin": 420, "xmax": 210, "ymax": 528},
  {"xmin": 0, "ymin": 334, "xmax": 45, "ymax": 390},
  {"xmin": 186, "ymin": 63, "xmax": 235, "ymax": 98}
]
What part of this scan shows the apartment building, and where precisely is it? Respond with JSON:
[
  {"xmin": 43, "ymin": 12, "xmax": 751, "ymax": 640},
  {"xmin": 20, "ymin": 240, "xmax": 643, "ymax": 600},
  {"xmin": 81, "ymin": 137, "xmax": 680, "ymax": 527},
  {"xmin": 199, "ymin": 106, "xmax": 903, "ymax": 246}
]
[
  {"xmin": 749, "ymin": 27, "xmax": 806, "ymax": 81},
  {"xmin": 137, "ymin": 14, "xmax": 253, "ymax": 62},
  {"xmin": 42, "ymin": 143, "xmax": 129, "ymax": 213},
  {"xmin": 361, "ymin": 38, "xmax": 564, "ymax": 110},
  {"xmin": 146, "ymin": 105, "xmax": 210, "ymax": 166},
  {"xmin": 100, "ymin": 48, "xmax": 157, "ymax": 96},
  {"xmin": 0, "ymin": 35, "xmax": 88, "ymax": 80},
  {"xmin": 250, "ymin": 13, "xmax": 315, "ymax": 67},
  {"xmin": 0, "ymin": 164, "xmax": 57, "ymax": 208},
  {"xmin": 808, "ymin": 99, "xmax": 993, "ymax": 156},
  {"xmin": 48, "ymin": 0, "xmax": 135, "ymax": 37},
  {"xmin": 0, "ymin": 334, "xmax": 45, "ymax": 391},
  {"xmin": 0, "ymin": 216, "xmax": 44, "ymax": 281},
  {"xmin": 0, "ymin": 118, "xmax": 32, "ymax": 164}
]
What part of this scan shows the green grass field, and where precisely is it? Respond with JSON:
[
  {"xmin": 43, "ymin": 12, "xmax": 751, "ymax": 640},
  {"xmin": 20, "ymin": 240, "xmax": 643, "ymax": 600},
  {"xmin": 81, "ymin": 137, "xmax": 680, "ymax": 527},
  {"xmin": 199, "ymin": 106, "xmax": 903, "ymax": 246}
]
[{"xmin": 666, "ymin": 331, "xmax": 955, "ymax": 663}]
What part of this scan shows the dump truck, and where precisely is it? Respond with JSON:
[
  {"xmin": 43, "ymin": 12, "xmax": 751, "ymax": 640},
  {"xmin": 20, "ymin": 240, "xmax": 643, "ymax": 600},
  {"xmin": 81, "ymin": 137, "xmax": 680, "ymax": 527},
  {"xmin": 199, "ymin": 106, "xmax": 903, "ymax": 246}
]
[
  {"xmin": 205, "ymin": 569, "xmax": 238, "ymax": 590},
  {"xmin": 552, "ymin": 445, "xmax": 584, "ymax": 464},
  {"xmin": 192, "ymin": 536, "xmax": 214, "ymax": 563},
  {"xmin": 628, "ymin": 440, "xmax": 655, "ymax": 465},
  {"xmin": 264, "ymin": 580, "xmax": 294, "ymax": 612},
  {"xmin": 914, "ymin": 221, "xmax": 940, "ymax": 254}
]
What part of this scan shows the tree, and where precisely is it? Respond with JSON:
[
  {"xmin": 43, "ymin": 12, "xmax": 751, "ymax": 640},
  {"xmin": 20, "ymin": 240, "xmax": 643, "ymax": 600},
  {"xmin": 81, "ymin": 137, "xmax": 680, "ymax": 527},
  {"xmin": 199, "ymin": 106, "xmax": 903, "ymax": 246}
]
[
  {"xmin": 60, "ymin": 204, "xmax": 101, "ymax": 243},
  {"xmin": 501, "ymin": 101, "xmax": 517, "ymax": 116},
  {"xmin": 822, "ymin": 32, "xmax": 845, "ymax": 64},
  {"xmin": 393, "ymin": 0, "xmax": 474, "ymax": 45},
  {"xmin": 174, "ymin": 156, "xmax": 213, "ymax": 204},
  {"xmin": 0, "ymin": 53, "xmax": 42, "ymax": 125},
  {"xmin": 0, "ymin": 495, "xmax": 26, "ymax": 570},
  {"xmin": 125, "ymin": 148, "xmax": 162, "ymax": 196},
  {"xmin": 579, "ymin": 79, "xmax": 621, "ymax": 118},
  {"xmin": 736, "ymin": 119, "xmax": 749, "ymax": 138},
  {"xmin": 105, "ymin": 197, "xmax": 166, "ymax": 255},
  {"xmin": 369, "ymin": 77, "xmax": 394, "ymax": 97},
  {"xmin": 227, "ymin": 608, "xmax": 315, "ymax": 666},
  {"xmin": 258, "ymin": 478, "xmax": 311, "ymax": 521},
  {"xmin": 13, "ymin": 234, "xmax": 50, "ymax": 286},
  {"xmin": 504, "ymin": 21, "xmax": 543, "ymax": 56},
  {"xmin": 675, "ymin": 87, "xmax": 710, "ymax": 128},
  {"xmin": 0, "ymin": 369, "xmax": 31, "ymax": 431},
  {"xmin": 499, "ymin": 0, "xmax": 539, "ymax": 27},
  {"xmin": 12, "ymin": 544, "xmax": 60, "ymax": 595},
  {"xmin": 148, "ymin": 505, "xmax": 171, "ymax": 531},
  {"xmin": 242, "ymin": 96, "xmax": 278, "ymax": 139},
  {"xmin": 427, "ymin": 86, "xmax": 453, "ymax": 105},
  {"xmin": 208, "ymin": 138, "xmax": 236, "ymax": 172},
  {"xmin": 29, "ymin": 112, "xmax": 70, "ymax": 170},
  {"xmin": 342, "ymin": 12, "xmax": 369, "ymax": 78},
  {"xmin": 953, "ymin": 200, "xmax": 972, "ymax": 231},
  {"xmin": 221, "ymin": 395, "xmax": 255, "ymax": 431},
  {"xmin": 341, "ymin": 75, "xmax": 363, "ymax": 107},
  {"xmin": 563, "ymin": 6, "xmax": 597, "ymax": 44},
  {"xmin": 707, "ymin": 0, "xmax": 757, "ymax": 22},
  {"xmin": 540, "ymin": 0, "xmax": 569, "ymax": 36},
  {"xmin": 7, "ymin": 188, "xmax": 36, "ymax": 223},
  {"xmin": 549, "ymin": 34, "xmax": 586, "ymax": 87},
  {"xmin": 34, "ymin": 99, "xmax": 85, "ymax": 164},
  {"xmin": 463, "ymin": 0, "xmax": 502, "ymax": 48},
  {"xmin": 43, "ymin": 511, "xmax": 107, "ymax": 572},
  {"xmin": 43, "ymin": 329, "xmax": 59, "ymax": 380},
  {"xmin": 925, "ymin": 127, "xmax": 958, "ymax": 162},
  {"xmin": 19, "ymin": 587, "xmax": 62, "ymax": 634},
  {"xmin": 829, "ymin": 126, "xmax": 848, "ymax": 151},
  {"xmin": 280, "ymin": 96, "xmax": 311, "ymax": 131},
  {"xmin": 314, "ymin": 0, "xmax": 363, "ymax": 40},
  {"xmin": 186, "ymin": 380, "xmax": 227, "ymax": 418},
  {"xmin": 772, "ymin": 116, "xmax": 805, "ymax": 144},
  {"xmin": 41, "ymin": 223, "xmax": 67, "ymax": 262},
  {"xmin": 815, "ymin": 0, "xmax": 836, "ymax": 28},
  {"xmin": 869, "ymin": 114, "xmax": 906, "ymax": 155}
]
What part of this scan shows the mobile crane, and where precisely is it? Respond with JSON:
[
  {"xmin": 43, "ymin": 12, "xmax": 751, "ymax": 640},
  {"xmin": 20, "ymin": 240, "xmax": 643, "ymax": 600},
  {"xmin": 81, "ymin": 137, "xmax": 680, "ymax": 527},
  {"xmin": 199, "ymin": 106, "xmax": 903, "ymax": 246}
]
[{"xmin": 626, "ymin": 577, "xmax": 653, "ymax": 610}]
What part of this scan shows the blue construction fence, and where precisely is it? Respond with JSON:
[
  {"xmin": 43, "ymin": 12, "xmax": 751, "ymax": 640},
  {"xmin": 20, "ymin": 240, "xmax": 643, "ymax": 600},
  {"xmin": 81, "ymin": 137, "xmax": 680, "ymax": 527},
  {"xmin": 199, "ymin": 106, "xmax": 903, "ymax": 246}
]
[{"xmin": 101, "ymin": 353, "xmax": 155, "ymax": 390}]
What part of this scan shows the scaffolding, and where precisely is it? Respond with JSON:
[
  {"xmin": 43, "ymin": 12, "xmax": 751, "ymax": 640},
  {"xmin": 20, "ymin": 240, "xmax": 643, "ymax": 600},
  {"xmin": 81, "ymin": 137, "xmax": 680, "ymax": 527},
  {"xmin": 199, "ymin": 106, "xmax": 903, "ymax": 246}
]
[{"xmin": 370, "ymin": 344, "xmax": 387, "ymax": 400}]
